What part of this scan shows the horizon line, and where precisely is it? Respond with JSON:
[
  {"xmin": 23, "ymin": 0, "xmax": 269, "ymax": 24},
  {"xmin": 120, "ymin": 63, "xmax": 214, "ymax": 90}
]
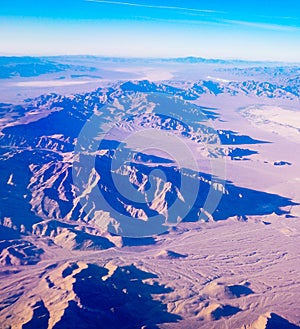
[{"xmin": 0, "ymin": 53, "xmax": 299, "ymax": 65}]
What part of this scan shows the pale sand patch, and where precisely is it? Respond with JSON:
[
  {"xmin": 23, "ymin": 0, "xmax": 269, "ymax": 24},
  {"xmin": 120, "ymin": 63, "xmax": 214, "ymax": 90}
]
[
  {"xmin": 206, "ymin": 76, "xmax": 233, "ymax": 83},
  {"xmin": 11, "ymin": 79, "xmax": 102, "ymax": 87},
  {"xmin": 240, "ymin": 105, "xmax": 300, "ymax": 143},
  {"xmin": 115, "ymin": 67, "xmax": 174, "ymax": 80}
]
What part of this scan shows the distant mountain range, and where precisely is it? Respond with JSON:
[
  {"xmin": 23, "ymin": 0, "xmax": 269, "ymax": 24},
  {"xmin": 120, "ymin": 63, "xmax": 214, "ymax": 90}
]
[
  {"xmin": 1, "ymin": 56, "xmax": 299, "ymax": 79},
  {"xmin": 0, "ymin": 56, "xmax": 97, "ymax": 79},
  {"xmin": 117, "ymin": 79, "xmax": 300, "ymax": 100}
]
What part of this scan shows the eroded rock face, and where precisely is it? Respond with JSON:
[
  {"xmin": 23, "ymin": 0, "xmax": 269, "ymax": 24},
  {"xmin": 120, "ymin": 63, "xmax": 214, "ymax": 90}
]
[
  {"xmin": 1, "ymin": 261, "xmax": 180, "ymax": 329},
  {"xmin": 0, "ymin": 240, "xmax": 43, "ymax": 266},
  {"xmin": 243, "ymin": 312, "xmax": 300, "ymax": 329},
  {"xmin": 32, "ymin": 220, "xmax": 115, "ymax": 250}
]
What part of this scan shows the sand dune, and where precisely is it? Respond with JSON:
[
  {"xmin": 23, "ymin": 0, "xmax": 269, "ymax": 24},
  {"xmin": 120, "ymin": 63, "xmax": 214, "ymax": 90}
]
[{"xmin": 155, "ymin": 249, "xmax": 188, "ymax": 259}]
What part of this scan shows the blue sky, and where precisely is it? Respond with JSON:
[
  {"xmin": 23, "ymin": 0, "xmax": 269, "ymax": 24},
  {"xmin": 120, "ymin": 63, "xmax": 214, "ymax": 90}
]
[{"xmin": 1, "ymin": 0, "xmax": 300, "ymax": 61}]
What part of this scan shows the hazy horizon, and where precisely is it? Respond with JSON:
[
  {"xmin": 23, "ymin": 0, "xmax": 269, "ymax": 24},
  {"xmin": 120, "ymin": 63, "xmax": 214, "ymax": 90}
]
[
  {"xmin": 1, "ymin": 54, "xmax": 299, "ymax": 65},
  {"xmin": 1, "ymin": 0, "xmax": 300, "ymax": 62}
]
